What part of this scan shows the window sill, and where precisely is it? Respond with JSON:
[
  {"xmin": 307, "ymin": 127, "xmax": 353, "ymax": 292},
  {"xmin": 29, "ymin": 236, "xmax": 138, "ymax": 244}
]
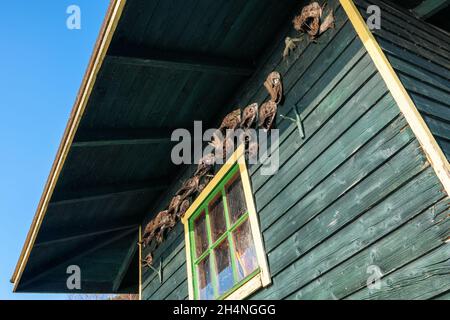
[{"xmin": 224, "ymin": 273, "xmax": 263, "ymax": 300}]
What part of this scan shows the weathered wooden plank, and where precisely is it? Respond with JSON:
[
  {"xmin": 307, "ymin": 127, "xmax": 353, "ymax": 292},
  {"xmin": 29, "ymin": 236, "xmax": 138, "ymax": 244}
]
[
  {"xmin": 142, "ymin": 237, "xmax": 184, "ymax": 288},
  {"xmin": 142, "ymin": 222, "xmax": 184, "ymax": 280},
  {"xmin": 380, "ymin": 38, "xmax": 450, "ymax": 81},
  {"xmin": 150, "ymin": 0, "xmax": 194, "ymax": 48},
  {"xmin": 422, "ymin": 115, "xmax": 450, "ymax": 141},
  {"xmin": 146, "ymin": 263, "xmax": 187, "ymax": 300},
  {"xmin": 355, "ymin": 8, "xmax": 450, "ymax": 71},
  {"xmin": 267, "ymin": 140, "xmax": 428, "ymax": 277},
  {"xmin": 252, "ymin": 167, "xmax": 445, "ymax": 299},
  {"xmin": 435, "ymin": 137, "xmax": 450, "ymax": 159},
  {"xmin": 432, "ymin": 290, "xmax": 450, "ymax": 300},
  {"xmin": 367, "ymin": 0, "xmax": 450, "ymax": 52},
  {"xmin": 368, "ymin": 0, "xmax": 450, "ymax": 45},
  {"xmin": 360, "ymin": 0, "xmax": 450, "ymax": 44},
  {"xmin": 374, "ymin": 29, "xmax": 450, "ymax": 70},
  {"xmin": 258, "ymin": 84, "xmax": 398, "ymax": 231},
  {"xmin": 250, "ymin": 4, "xmax": 351, "ymax": 107},
  {"xmin": 279, "ymin": 24, "xmax": 359, "ymax": 115},
  {"xmin": 413, "ymin": 0, "xmax": 450, "ymax": 19},
  {"xmin": 265, "ymin": 123, "xmax": 422, "ymax": 269},
  {"xmin": 165, "ymin": 281, "xmax": 189, "ymax": 300},
  {"xmin": 251, "ymin": 52, "xmax": 375, "ymax": 188},
  {"xmin": 254, "ymin": 70, "xmax": 387, "ymax": 207},
  {"xmin": 410, "ymin": 93, "xmax": 450, "ymax": 123},
  {"xmin": 127, "ymin": 0, "xmax": 161, "ymax": 45},
  {"xmin": 387, "ymin": 55, "xmax": 450, "ymax": 94},
  {"xmin": 234, "ymin": 1, "xmax": 348, "ymax": 111},
  {"xmin": 347, "ymin": 244, "xmax": 450, "ymax": 300},
  {"xmin": 143, "ymin": 245, "xmax": 186, "ymax": 297},
  {"xmin": 250, "ymin": 39, "xmax": 368, "ymax": 178},
  {"xmin": 287, "ymin": 197, "xmax": 449, "ymax": 299},
  {"xmin": 355, "ymin": 0, "xmax": 450, "ymax": 58},
  {"xmin": 398, "ymin": 73, "xmax": 450, "ymax": 108},
  {"xmin": 236, "ymin": 0, "xmax": 296, "ymax": 59},
  {"xmin": 105, "ymin": 53, "xmax": 254, "ymax": 76}
]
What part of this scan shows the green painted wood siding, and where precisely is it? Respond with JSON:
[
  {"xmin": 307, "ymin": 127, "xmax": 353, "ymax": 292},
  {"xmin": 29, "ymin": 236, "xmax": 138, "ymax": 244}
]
[
  {"xmin": 141, "ymin": 0, "xmax": 450, "ymax": 300},
  {"xmin": 355, "ymin": 0, "xmax": 450, "ymax": 160}
]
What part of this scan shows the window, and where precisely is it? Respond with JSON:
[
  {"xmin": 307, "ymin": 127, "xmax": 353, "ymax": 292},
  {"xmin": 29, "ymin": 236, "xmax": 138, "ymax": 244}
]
[{"xmin": 182, "ymin": 145, "xmax": 271, "ymax": 300}]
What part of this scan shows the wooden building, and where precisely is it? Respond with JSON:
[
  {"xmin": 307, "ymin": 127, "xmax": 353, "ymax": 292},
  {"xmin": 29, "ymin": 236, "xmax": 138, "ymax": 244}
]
[{"xmin": 12, "ymin": 0, "xmax": 450, "ymax": 300}]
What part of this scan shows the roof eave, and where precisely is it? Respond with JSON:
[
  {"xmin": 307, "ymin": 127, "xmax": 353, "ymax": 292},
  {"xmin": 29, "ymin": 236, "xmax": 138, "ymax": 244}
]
[{"xmin": 10, "ymin": 0, "xmax": 127, "ymax": 292}]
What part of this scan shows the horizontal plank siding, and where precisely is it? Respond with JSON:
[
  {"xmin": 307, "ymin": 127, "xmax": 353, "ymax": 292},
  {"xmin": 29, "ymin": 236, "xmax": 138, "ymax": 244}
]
[
  {"xmin": 355, "ymin": 0, "xmax": 450, "ymax": 161},
  {"xmin": 347, "ymin": 244, "xmax": 450, "ymax": 300},
  {"xmin": 287, "ymin": 197, "xmax": 449, "ymax": 299},
  {"xmin": 141, "ymin": 0, "xmax": 450, "ymax": 300}
]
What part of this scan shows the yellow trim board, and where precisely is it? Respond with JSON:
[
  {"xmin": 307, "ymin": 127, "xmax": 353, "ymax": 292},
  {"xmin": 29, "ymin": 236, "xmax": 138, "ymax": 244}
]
[
  {"xmin": 11, "ymin": 0, "xmax": 127, "ymax": 291},
  {"xmin": 138, "ymin": 226, "xmax": 142, "ymax": 300},
  {"xmin": 339, "ymin": 0, "xmax": 450, "ymax": 195}
]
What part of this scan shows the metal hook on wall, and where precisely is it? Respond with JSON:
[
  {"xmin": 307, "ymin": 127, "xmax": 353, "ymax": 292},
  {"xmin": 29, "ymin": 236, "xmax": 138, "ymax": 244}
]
[
  {"xmin": 147, "ymin": 258, "xmax": 163, "ymax": 283},
  {"xmin": 279, "ymin": 105, "xmax": 305, "ymax": 140}
]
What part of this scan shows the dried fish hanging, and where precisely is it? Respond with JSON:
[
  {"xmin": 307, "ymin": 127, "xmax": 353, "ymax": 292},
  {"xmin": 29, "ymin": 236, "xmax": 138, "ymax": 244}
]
[
  {"xmin": 284, "ymin": 1, "xmax": 335, "ymax": 59},
  {"xmin": 141, "ymin": 72, "xmax": 283, "ymax": 268},
  {"xmin": 259, "ymin": 71, "xmax": 283, "ymax": 132}
]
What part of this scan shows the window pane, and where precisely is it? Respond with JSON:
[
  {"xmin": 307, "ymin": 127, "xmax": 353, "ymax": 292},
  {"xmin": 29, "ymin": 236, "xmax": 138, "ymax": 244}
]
[
  {"xmin": 193, "ymin": 211, "xmax": 208, "ymax": 258},
  {"xmin": 197, "ymin": 256, "xmax": 214, "ymax": 300},
  {"xmin": 226, "ymin": 175, "xmax": 247, "ymax": 224},
  {"xmin": 213, "ymin": 240, "xmax": 234, "ymax": 296},
  {"xmin": 233, "ymin": 219, "xmax": 258, "ymax": 280},
  {"xmin": 208, "ymin": 195, "xmax": 226, "ymax": 243}
]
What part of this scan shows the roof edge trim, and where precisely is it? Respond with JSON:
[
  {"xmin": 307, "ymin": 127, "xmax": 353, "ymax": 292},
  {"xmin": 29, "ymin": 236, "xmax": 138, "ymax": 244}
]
[
  {"xmin": 340, "ymin": 0, "xmax": 450, "ymax": 196},
  {"xmin": 11, "ymin": 0, "xmax": 127, "ymax": 291}
]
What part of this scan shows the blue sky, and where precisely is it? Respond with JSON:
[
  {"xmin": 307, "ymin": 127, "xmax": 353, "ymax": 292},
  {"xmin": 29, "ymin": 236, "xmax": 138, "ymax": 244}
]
[{"xmin": 0, "ymin": 1, "xmax": 109, "ymax": 300}]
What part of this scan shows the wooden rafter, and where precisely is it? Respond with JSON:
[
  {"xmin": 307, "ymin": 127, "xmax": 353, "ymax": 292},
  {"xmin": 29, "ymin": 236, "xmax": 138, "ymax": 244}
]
[
  {"xmin": 20, "ymin": 228, "xmax": 137, "ymax": 291},
  {"xmin": 49, "ymin": 180, "xmax": 168, "ymax": 207},
  {"xmin": 11, "ymin": 0, "xmax": 128, "ymax": 290},
  {"xmin": 73, "ymin": 128, "xmax": 177, "ymax": 148},
  {"xmin": 34, "ymin": 225, "xmax": 138, "ymax": 247},
  {"xmin": 105, "ymin": 50, "xmax": 254, "ymax": 76}
]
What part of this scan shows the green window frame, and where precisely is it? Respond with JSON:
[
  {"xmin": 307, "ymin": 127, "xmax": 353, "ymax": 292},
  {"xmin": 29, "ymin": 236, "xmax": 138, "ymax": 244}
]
[{"xmin": 182, "ymin": 145, "xmax": 271, "ymax": 300}]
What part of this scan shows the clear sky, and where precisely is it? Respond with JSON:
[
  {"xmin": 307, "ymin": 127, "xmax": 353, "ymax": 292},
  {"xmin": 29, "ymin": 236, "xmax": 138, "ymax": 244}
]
[{"xmin": 0, "ymin": 0, "xmax": 109, "ymax": 300}]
